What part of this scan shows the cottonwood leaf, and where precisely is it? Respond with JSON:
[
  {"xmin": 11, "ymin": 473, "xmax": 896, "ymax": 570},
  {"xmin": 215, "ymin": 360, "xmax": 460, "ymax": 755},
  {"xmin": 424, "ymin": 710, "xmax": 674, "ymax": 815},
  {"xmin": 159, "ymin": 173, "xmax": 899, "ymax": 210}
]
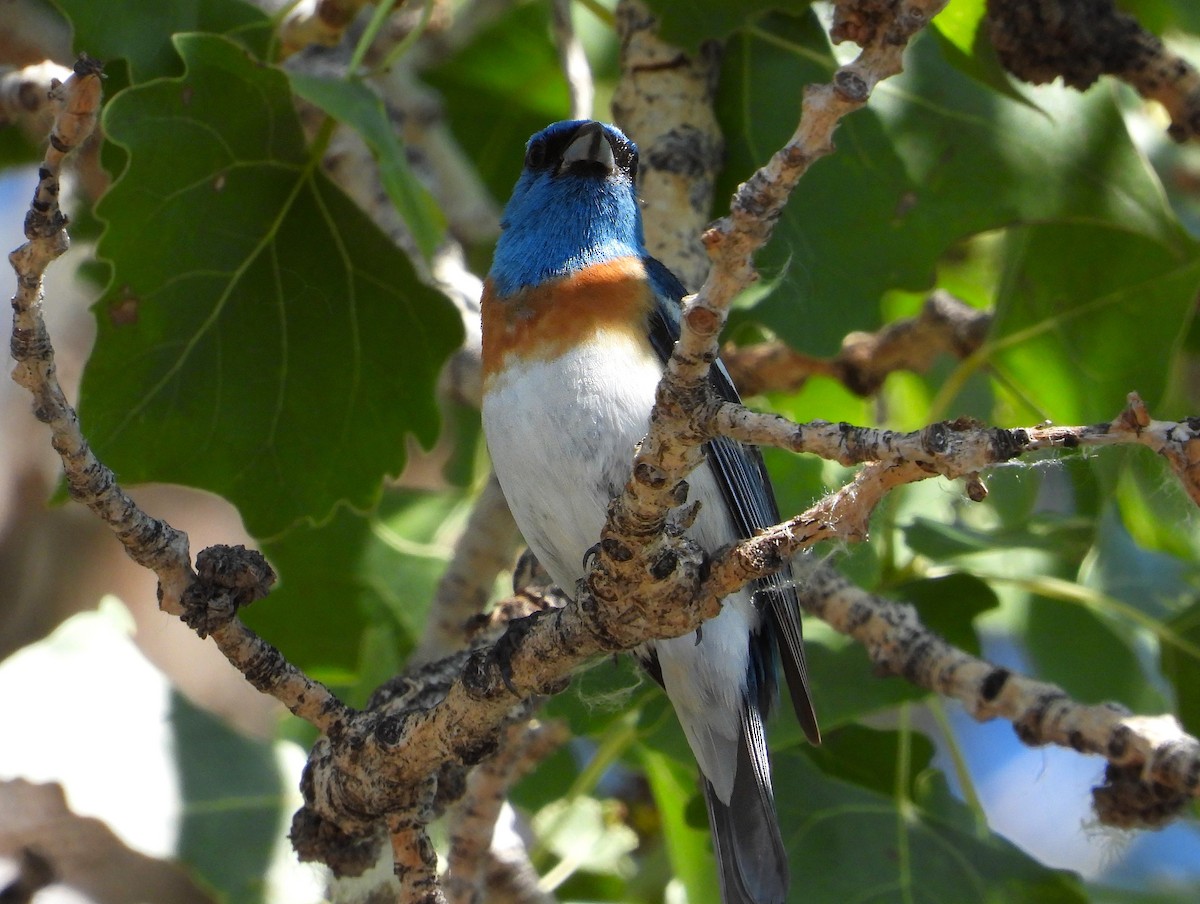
[
  {"xmin": 52, "ymin": 0, "xmax": 270, "ymax": 81},
  {"xmin": 717, "ymin": 15, "xmax": 1190, "ymax": 356},
  {"xmin": 80, "ymin": 34, "xmax": 461, "ymax": 538},
  {"xmin": 287, "ymin": 72, "xmax": 446, "ymax": 261},
  {"xmin": 988, "ymin": 223, "xmax": 1200, "ymax": 425},
  {"xmin": 780, "ymin": 736, "xmax": 1087, "ymax": 902}
]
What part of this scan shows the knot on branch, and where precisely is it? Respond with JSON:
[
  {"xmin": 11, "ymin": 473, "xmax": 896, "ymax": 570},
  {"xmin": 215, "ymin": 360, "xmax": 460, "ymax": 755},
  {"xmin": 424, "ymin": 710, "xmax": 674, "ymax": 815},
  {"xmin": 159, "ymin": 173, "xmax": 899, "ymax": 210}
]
[
  {"xmin": 1093, "ymin": 762, "xmax": 1190, "ymax": 829},
  {"xmin": 987, "ymin": 0, "xmax": 1150, "ymax": 90},
  {"xmin": 984, "ymin": 0, "xmax": 1200, "ymax": 141},
  {"xmin": 582, "ymin": 533, "xmax": 707, "ymax": 650},
  {"xmin": 461, "ymin": 609, "xmax": 572, "ymax": 703},
  {"xmin": 180, "ymin": 544, "xmax": 275, "ymax": 637},
  {"xmin": 290, "ymin": 804, "xmax": 384, "ymax": 878}
]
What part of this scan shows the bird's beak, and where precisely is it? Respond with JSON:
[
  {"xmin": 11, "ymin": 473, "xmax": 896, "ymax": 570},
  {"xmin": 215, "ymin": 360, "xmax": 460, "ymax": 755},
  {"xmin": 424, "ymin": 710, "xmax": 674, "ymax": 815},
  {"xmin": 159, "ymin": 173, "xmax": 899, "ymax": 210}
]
[{"xmin": 561, "ymin": 121, "xmax": 616, "ymax": 175}]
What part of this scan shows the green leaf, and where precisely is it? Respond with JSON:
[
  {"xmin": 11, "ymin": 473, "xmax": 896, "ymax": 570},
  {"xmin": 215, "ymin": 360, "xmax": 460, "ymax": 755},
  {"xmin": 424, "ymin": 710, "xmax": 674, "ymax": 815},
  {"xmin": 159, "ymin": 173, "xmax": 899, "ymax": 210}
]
[
  {"xmin": 717, "ymin": 16, "xmax": 1190, "ymax": 355},
  {"xmin": 247, "ymin": 489, "xmax": 465, "ymax": 701},
  {"xmin": 1111, "ymin": 442, "xmax": 1200, "ymax": 561},
  {"xmin": 80, "ymin": 34, "xmax": 462, "ymax": 538},
  {"xmin": 638, "ymin": 744, "xmax": 715, "ymax": 904},
  {"xmin": 1157, "ymin": 599, "xmax": 1200, "ymax": 735},
  {"xmin": 1024, "ymin": 584, "xmax": 1168, "ymax": 714},
  {"xmin": 795, "ymin": 621, "xmax": 927, "ymax": 733},
  {"xmin": 287, "ymin": 72, "xmax": 446, "ymax": 261},
  {"xmin": 929, "ymin": 0, "xmax": 1035, "ymax": 108},
  {"xmin": 641, "ymin": 0, "xmax": 810, "ymax": 50},
  {"xmin": 886, "ymin": 572, "xmax": 998, "ymax": 656},
  {"xmin": 778, "ymin": 740, "xmax": 1087, "ymax": 902},
  {"xmin": 903, "ymin": 516, "xmax": 1095, "ymax": 562},
  {"xmin": 51, "ymin": 0, "xmax": 270, "ymax": 82},
  {"xmin": 423, "ymin": 2, "xmax": 572, "ymax": 212},
  {"xmin": 988, "ymin": 224, "xmax": 1200, "ymax": 424},
  {"xmin": 172, "ymin": 691, "xmax": 287, "ymax": 904},
  {"xmin": 802, "ymin": 723, "xmax": 937, "ymax": 798}
]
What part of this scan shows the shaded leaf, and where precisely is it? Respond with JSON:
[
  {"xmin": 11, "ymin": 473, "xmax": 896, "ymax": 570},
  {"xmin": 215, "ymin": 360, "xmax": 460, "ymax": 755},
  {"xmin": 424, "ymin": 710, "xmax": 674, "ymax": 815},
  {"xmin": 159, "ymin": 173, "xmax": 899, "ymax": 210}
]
[
  {"xmin": 801, "ymin": 723, "xmax": 936, "ymax": 798},
  {"xmin": 717, "ymin": 17, "xmax": 1189, "ymax": 355},
  {"xmin": 80, "ymin": 34, "xmax": 462, "ymax": 538},
  {"xmin": 642, "ymin": 0, "xmax": 809, "ymax": 50},
  {"xmin": 930, "ymin": 0, "xmax": 1035, "ymax": 107},
  {"xmin": 287, "ymin": 72, "xmax": 446, "ymax": 260},
  {"xmin": 51, "ymin": 0, "xmax": 270, "ymax": 82},
  {"xmin": 1025, "ymin": 586, "xmax": 1168, "ymax": 714},
  {"xmin": 423, "ymin": 2, "xmax": 571, "ymax": 212},
  {"xmin": 638, "ymin": 744, "xmax": 715, "ymax": 904},
  {"xmin": 887, "ymin": 572, "xmax": 998, "ymax": 655},
  {"xmin": 248, "ymin": 489, "xmax": 467, "ymax": 702},
  {"xmin": 1160, "ymin": 598, "xmax": 1200, "ymax": 735},
  {"xmin": 778, "ymin": 742, "xmax": 1087, "ymax": 901}
]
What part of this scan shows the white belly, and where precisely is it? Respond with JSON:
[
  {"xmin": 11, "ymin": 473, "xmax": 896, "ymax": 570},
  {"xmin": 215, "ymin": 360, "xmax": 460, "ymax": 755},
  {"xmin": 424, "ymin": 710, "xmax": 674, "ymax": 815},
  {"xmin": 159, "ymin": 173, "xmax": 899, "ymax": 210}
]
[{"xmin": 482, "ymin": 331, "xmax": 756, "ymax": 801}]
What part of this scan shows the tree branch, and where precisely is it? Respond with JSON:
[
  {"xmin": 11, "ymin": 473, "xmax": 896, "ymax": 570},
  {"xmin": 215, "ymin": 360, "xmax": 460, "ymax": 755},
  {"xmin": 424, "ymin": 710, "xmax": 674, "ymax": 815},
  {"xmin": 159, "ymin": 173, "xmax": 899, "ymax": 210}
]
[
  {"xmin": 986, "ymin": 0, "xmax": 1200, "ymax": 142},
  {"xmin": 7, "ymin": 55, "xmax": 194, "ymax": 614},
  {"xmin": 721, "ymin": 290, "xmax": 992, "ymax": 397}
]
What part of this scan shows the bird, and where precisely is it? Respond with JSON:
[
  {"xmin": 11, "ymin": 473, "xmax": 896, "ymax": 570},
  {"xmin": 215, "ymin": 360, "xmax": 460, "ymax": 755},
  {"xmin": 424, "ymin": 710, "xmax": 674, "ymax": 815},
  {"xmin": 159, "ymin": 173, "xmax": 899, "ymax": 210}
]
[{"xmin": 480, "ymin": 119, "xmax": 819, "ymax": 904}]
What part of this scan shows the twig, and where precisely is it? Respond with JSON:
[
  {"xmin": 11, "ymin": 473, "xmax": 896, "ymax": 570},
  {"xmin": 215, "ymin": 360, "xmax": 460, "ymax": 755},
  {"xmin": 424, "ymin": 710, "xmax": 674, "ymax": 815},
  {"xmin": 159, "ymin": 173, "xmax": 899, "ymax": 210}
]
[
  {"xmin": 445, "ymin": 719, "xmax": 568, "ymax": 904},
  {"xmin": 593, "ymin": 0, "xmax": 951, "ymax": 633},
  {"xmin": 7, "ymin": 58, "xmax": 354, "ymax": 739},
  {"xmin": 800, "ymin": 566, "xmax": 1199, "ymax": 827},
  {"xmin": 703, "ymin": 393, "xmax": 1200, "ymax": 600},
  {"xmin": 7, "ymin": 55, "xmax": 195, "ymax": 614},
  {"xmin": 722, "ymin": 290, "xmax": 992, "ymax": 397}
]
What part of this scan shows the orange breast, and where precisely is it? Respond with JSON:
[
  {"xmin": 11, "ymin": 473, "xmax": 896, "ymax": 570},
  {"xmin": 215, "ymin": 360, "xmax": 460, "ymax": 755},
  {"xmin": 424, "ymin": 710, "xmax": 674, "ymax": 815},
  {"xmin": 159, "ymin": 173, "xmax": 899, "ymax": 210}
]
[{"xmin": 481, "ymin": 256, "xmax": 654, "ymax": 384}]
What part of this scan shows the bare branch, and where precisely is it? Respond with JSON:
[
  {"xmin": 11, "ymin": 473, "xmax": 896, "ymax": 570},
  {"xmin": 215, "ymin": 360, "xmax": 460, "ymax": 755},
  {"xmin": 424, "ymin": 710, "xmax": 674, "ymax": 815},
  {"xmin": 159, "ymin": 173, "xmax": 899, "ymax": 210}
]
[
  {"xmin": 445, "ymin": 719, "xmax": 567, "ymax": 904},
  {"xmin": 800, "ymin": 566, "xmax": 1199, "ymax": 827},
  {"xmin": 7, "ymin": 55, "xmax": 194, "ymax": 614},
  {"xmin": 722, "ymin": 290, "xmax": 992, "ymax": 397},
  {"xmin": 390, "ymin": 794, "xmax": 446, "ymax": 904}
]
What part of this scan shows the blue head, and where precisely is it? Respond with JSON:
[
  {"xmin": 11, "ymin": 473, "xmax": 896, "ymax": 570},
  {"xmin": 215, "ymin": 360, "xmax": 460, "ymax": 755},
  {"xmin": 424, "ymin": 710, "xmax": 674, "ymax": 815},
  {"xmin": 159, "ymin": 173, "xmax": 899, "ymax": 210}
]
[{"xmin": 489, "ymin": 120, "xmax": 646, "ymax": 297}]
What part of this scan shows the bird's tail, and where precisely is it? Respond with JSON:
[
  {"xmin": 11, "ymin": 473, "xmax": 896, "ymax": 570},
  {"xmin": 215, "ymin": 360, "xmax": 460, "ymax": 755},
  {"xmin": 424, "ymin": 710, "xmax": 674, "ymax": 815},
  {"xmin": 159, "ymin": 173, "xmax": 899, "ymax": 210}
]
[{"xmin": 701, "ymin": 705, "xmax": 788, "ymax": 904}]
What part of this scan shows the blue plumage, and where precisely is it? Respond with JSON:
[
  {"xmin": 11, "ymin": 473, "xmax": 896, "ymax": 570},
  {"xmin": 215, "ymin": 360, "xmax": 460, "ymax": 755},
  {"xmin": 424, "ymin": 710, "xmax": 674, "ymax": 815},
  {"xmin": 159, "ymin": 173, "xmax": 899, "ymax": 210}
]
[{"xmin": 490, "ymin": 121, "xmax": 645, "ymax": 296}]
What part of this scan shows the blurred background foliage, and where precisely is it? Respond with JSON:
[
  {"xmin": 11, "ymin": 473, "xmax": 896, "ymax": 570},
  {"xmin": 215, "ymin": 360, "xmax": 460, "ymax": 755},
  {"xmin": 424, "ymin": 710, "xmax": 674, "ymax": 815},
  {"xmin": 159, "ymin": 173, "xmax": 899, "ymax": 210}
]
[{"xmin": 2, "ymin": 0, "xmax": 1200, "ymax": 902}]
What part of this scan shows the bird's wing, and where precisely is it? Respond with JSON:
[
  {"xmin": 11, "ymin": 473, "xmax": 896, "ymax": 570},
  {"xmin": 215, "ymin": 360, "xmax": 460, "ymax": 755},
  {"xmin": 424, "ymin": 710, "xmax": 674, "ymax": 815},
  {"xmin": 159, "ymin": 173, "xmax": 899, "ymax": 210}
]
[{"xmin": 643, "ymin": 255, "xmax": 819, "ymax": 744}]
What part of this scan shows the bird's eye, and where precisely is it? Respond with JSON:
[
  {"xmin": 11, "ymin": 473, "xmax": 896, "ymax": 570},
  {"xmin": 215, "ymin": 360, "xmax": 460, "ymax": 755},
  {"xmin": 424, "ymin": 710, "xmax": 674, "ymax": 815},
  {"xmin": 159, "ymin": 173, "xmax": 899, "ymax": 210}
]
[{"xmin": 525, "ymin": 139, "xmax": 548, "ymax": 169}]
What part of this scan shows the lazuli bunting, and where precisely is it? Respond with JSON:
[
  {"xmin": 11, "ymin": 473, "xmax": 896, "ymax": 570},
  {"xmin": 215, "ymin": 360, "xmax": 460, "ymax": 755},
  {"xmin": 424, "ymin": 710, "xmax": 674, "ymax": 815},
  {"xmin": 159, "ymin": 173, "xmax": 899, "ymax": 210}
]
[{"xmin": 481, "ymin": 120, "xmax": 819, "ymax": 904}]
